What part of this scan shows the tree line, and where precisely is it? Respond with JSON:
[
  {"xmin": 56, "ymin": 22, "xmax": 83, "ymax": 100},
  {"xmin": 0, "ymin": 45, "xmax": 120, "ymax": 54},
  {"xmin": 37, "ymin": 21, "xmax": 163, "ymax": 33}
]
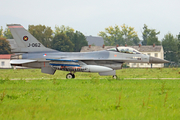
[
  {"xmin": 99, "ymin": 24, "xmax": 180, "ymax": 65},
  {"xmin": 0, "ymin": 25, "xmax": 88, "ymax": 53},
  {"xmin": 0, "ymin": 24, "xmax": 180, "ymax": 65}
]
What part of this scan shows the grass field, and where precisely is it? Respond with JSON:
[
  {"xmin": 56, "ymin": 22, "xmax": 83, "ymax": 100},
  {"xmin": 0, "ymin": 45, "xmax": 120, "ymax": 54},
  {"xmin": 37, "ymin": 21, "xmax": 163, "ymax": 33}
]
[
  {"xmin": 0, "ymin": 68, "xmax": 180, "ymax": 120},
  {"xmin": 1, "ymin": 68, "xmax": 180, "ymax": 79}
]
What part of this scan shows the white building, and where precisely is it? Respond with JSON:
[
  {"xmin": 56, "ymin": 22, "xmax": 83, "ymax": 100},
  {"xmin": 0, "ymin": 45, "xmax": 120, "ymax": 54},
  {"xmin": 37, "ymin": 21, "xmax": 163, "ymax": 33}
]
[
  {"xmin": 128, "ymin": 45, "xmax": 164, "ymax": 68},
  {"xmin": 80, "ymin": 44, "xmax": 164, "ymax": 68},
  {"xmin": 0, "ymin": 54, "xmax": 12, "ymax": 68}
]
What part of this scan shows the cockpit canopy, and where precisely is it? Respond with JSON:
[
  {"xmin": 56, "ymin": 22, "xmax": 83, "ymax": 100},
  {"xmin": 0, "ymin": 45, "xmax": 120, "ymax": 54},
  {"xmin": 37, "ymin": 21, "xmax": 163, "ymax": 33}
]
[{"xmin": 107, "ymin": 47, "xmax": 140, "ymax": 54}]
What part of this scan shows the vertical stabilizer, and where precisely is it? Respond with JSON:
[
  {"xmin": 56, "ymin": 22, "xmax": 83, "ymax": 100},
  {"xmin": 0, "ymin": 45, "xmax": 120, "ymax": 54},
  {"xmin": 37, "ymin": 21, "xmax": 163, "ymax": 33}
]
[{"xmin": 7, "ymin": 24, "xmax": 56, "ymax": 53}]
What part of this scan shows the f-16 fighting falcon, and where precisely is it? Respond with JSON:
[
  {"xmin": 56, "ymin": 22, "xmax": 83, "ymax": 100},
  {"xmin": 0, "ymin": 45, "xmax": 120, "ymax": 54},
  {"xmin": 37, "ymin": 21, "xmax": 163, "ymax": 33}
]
[{"xmin": 8, "ymin": 24, "xmax": 169, "ymax": 79}]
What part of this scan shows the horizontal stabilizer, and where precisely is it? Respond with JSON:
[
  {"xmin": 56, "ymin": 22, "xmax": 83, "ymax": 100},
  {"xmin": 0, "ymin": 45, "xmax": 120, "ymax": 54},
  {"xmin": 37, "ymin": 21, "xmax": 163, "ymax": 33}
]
[
  {"xmin": 10, "ymin": 59, "xmax": 37, "ymax": 64},
  {"xmin": 46, "ymin": 59, "xmax": 78, "ymax": 62}
]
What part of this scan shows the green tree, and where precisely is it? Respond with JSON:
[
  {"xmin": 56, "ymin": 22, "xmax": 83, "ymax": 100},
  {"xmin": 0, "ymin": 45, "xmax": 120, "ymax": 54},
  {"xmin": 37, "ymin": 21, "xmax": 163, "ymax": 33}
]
[
  {"xmin": 99, "ymin": 24, "xmax": 139, "ymax": 46},
  {"xmin": 142, "ymin": 24, "xmax": 161, "ymax": 45},
  {"xmin": 52, "ymin": 33, "xmax": 74, "ymax": 52},
  {"xmin": 28, "ymin": 25, "xmax": 53, "ymax": 47},
  {"xmin": 142, "ymin": 24, "xmax": 150, "ymax": 45},
  {"xmin": 0, "ymin": 37, "xmax": 11, "ymax": 54},
  {"xmin": 54, "ymin": 25, "xmax": 87, "ymax": 52},
  {"xmin": 178, "ymin": 33, "xmax": 180, "ymax": 65},
  {"xmin": 54, "ymin": 25, "xmax": 74, "ymax": 35},
  {"xmin": 133, "ymin": 36, "xmax": 140, "ymax": 45},
  {"xmin": 121, "ymin": 24, "xmax": 140, "ymax": 45},
  {"xmin": 3, "ymin": 28, "xmax": 13, "ymax": 39},
  {"xmin": 99, "ymin": 25, "xmax": 123, "ymax": 46},
  {"xmin": 147, "ymin": 29, "xmax": 161, "ymax": 45},
  {"xmin": 0, "ymin": 26, "xmax": 3, "ymax": 37},
  {"xmin": 162, "ymin": 33, "xmax": 178, "ymax": 63},
  {"xmin": 69, "ymin": 31, "xmax": 88, "ymax": 52}
]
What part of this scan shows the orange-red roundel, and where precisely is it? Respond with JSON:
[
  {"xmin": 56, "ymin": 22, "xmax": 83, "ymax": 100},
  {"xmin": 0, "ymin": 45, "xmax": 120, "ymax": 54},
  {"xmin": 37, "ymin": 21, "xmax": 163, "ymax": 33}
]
[{"xmin": 23, "ymin": 36, "xmax": 28, "ymax": 41}]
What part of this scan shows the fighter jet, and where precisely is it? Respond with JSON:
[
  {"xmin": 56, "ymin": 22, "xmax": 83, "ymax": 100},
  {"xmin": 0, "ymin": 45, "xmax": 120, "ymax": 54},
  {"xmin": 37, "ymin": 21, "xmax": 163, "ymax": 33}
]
[{"xmin": 8, "ymin": 24, "xmax": 169, "ymax": 79}]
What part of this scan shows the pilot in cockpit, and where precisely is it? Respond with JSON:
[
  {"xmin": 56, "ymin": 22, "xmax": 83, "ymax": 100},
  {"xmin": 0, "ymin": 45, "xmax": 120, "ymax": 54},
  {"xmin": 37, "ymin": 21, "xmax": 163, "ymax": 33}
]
[{"xmin": 107, "ymin": 47, "xmax": 141, "ymax": 54}]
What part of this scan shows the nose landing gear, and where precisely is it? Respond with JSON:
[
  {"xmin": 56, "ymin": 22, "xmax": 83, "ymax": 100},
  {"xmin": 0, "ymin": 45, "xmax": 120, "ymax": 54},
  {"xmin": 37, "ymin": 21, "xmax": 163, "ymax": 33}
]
[{"xmin": 113, "ymin": 75, "xmax": 117, "ymax": 79}]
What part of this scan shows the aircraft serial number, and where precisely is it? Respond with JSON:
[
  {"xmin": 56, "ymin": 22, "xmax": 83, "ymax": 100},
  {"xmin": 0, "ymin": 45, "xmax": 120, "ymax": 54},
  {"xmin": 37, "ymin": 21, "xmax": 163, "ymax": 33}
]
[
  {"xmin": 132, "ymin": 57, "xmax": 141, "ymax": 60},
  {"xmin": 28, "ymin": 43, "xmax": 41, "ymax": 47}
]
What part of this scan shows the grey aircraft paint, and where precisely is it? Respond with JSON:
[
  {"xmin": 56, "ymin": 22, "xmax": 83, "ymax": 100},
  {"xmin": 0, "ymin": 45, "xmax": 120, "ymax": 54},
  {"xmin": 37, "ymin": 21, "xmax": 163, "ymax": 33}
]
[{"xmin": 8, "ymin": 24, "xmax": 169, "ymax": 79}]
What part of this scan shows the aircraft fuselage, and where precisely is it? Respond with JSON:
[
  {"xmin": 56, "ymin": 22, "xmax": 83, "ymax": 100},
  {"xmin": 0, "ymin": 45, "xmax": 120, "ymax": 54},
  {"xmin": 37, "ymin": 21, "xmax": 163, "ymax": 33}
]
[{"xmin": 15, "ymin": 50, "xmax": 149, "ymax": 70}]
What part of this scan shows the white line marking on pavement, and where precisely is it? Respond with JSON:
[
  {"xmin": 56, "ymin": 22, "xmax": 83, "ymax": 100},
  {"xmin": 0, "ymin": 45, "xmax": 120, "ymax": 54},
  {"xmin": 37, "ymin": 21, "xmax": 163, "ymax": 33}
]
[{"xmin": 8, "ymin": 78, "xmax": 180, "ymax": 80}]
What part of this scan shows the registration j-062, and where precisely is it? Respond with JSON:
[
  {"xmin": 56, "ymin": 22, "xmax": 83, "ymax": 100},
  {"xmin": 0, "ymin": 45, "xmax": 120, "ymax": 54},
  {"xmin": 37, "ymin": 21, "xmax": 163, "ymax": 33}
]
[{"xmin": 28, "ymin": 43, "xmax": 41, "ymax": 47}]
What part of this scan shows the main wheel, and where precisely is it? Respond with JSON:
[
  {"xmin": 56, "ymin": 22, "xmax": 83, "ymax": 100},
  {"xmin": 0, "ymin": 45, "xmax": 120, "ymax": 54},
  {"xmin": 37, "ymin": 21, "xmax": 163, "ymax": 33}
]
[
  {"xmin": 113, "ymin": 75, "xmax": 117, "ymax": 79},
  {"xmin": 72, "ymin": 74, "xmax": 75, "ymax": 78},
  {"xmin": 66, "ymin": 73, "xmax": 73, "ymax": 79}
]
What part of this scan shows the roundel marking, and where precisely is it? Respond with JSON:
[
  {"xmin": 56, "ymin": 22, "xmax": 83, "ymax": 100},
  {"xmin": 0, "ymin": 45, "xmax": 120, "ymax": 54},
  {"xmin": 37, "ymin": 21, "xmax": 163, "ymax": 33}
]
[{"xmin": 23, "ymin": 36, "xmax": 28, "ymax": 41}]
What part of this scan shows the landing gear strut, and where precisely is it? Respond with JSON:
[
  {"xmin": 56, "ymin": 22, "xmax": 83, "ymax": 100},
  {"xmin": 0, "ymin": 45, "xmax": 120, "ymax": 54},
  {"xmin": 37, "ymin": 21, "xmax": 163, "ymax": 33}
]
[{"xmin": 66, "ymin": 73, "xmax": 75, "ymax": 79}]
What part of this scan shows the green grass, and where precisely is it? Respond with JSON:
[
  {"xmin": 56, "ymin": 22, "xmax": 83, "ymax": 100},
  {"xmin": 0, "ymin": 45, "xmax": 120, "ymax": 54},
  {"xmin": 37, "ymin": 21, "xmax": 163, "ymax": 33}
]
[
  {"xmin": 0, "ymin": 68, "xmax": 180, "ymax": 119},
  {"xmin": 0, "ymin": 68, "xmax": 180, "ymax": 79}
]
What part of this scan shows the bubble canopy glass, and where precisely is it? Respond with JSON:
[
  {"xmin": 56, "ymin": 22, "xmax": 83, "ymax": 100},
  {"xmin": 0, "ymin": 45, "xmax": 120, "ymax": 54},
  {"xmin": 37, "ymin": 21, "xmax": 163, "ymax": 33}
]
[{"xmin": 107, "ymin": 47, "xmax": 140, "ymax": 54}]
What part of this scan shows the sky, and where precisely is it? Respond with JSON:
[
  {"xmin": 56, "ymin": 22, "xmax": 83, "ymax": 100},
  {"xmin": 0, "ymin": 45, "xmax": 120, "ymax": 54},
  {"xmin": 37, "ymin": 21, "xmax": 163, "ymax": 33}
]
[{"xmin": 1, "ymin": 0, "xmax": 180, "ymax": 40}]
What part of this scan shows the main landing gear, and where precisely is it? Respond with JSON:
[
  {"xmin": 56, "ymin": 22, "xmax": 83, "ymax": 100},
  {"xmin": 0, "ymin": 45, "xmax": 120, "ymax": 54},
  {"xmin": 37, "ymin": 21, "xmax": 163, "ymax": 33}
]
[
  {"xmin": 66, "ymin": 73, "xmax": 75, "ymax": 79},
  {"xmin": 66, "ymin": 72, "xmax": 117, "ymax": 79}
]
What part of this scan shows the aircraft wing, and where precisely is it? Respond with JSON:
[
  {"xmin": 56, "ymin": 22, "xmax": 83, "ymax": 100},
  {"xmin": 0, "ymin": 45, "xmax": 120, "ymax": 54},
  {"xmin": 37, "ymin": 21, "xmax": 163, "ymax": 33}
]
[
  {"xmin": 46, "ymin": 58, "xmax": 125, "ymax": 61},
  {"xmin": 46, "ymin": 58, "xmax": 124, "ymax": 69},
  {"xmin": 46, "ymin": 58, "xmax": 125, "ymax": 63}
]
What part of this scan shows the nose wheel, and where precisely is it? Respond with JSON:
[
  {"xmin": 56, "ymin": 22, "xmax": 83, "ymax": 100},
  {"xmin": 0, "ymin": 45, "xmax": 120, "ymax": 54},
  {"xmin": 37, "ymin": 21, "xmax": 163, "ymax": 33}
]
[
  {"xmin": 66, "ymin": 73, "xmax": 75, "ymax": 79},
  {"xmin": 113, "ymin": 75, "xmax": 117, "ymax": 79}
]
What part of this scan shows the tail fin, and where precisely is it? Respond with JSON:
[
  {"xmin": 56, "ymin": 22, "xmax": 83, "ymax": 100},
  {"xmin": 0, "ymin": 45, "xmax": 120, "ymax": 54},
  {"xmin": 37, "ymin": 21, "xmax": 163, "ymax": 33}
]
[{"xmin": 7, "ymin": 24, "xmax": 56, "ymax": 53}]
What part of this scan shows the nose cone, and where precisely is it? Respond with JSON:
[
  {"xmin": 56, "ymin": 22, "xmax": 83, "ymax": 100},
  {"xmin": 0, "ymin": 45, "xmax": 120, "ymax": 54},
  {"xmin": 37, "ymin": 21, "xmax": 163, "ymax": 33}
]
[{"xmin": 149, "ymin": 56, "xmax": 169, "ymax": 63}]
